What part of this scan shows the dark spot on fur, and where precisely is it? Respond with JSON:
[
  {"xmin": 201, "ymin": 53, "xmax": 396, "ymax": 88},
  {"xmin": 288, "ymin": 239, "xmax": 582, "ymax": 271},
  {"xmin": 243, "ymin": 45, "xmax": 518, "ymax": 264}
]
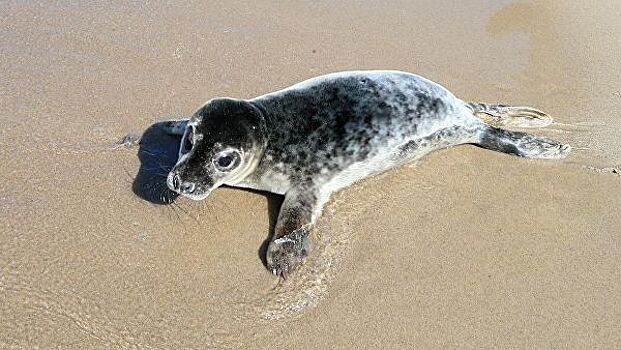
[{"xmin": 251, "ymin": 72, "xmax": 451, "ymax": 181}]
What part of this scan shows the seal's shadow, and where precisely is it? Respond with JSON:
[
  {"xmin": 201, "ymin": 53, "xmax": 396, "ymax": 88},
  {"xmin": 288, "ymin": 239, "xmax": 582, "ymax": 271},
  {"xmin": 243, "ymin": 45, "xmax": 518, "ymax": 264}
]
[
  {"xmin": 244, "ymin": 189, "xmax": 283, "ymax": 267},
  {"xmin": 132, "ymin": 122, "xmax": 182, "ymax": 204},
  {"xmin": 132, "ymin": 121, "xmax": 281, "ymax": 267}
]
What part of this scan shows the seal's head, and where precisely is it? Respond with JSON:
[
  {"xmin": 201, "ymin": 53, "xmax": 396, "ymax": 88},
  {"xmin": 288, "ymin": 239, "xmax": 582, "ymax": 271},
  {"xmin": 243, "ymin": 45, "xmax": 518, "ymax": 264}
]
[{"xmin": 167, "ymin": 98, "xmax": 267, "ymax": 200}]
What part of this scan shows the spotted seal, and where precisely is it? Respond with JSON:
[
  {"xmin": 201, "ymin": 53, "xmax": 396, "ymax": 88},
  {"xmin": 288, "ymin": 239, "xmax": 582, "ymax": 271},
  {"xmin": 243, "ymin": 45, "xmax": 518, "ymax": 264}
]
[{"xmin": 162, "ymin": 70, "xmax": 570, "ymax": 278}]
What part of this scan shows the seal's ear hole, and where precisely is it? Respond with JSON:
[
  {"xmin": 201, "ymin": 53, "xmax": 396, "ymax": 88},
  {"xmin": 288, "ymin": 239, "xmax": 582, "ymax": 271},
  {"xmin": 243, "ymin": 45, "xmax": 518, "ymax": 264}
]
[{"xmin": 213, "ymin": 149, "xmax": 241, "ymax": 172}]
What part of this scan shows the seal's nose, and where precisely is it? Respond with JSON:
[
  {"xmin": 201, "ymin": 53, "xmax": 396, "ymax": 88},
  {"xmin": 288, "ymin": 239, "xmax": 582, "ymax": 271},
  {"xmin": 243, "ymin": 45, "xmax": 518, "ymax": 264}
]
[
  {"xmin": 167, "ymin": 172, "xmax": 196, "ymax": 194},
  {"xmin": 167, "ymin": 173, "xmax": 180, "ymax": 192}
]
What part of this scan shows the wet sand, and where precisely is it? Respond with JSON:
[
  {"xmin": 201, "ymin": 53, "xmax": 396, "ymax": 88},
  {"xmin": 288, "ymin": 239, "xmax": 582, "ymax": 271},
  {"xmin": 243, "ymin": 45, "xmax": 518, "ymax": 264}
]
[{"xmin": 1, "ymin": 0, "xmax": 620, "ymax": 348}]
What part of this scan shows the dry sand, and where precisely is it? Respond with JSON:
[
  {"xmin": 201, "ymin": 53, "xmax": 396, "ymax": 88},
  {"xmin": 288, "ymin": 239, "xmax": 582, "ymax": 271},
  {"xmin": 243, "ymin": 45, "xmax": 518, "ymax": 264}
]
[{"xmin": 1, "ymin": 0, "xmax": 621, "ymax": 348}]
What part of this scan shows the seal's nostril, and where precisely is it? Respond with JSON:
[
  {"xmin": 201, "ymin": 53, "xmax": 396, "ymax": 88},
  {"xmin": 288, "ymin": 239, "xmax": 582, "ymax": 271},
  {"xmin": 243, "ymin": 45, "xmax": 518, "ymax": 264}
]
[{"xmin": 172, "ymin": 175, "xmax": 180, "ymax": 190}]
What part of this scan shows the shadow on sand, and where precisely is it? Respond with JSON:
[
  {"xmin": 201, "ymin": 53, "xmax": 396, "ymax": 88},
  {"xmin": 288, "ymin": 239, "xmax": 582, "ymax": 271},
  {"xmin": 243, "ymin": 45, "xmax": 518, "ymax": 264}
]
[
  {"xmin": 132, "ymin": 121, "xmax": 282, "ymax": 267},
  {"xmin": 132, "ymin": 121, "xmax": 182, "ymax": 204}
]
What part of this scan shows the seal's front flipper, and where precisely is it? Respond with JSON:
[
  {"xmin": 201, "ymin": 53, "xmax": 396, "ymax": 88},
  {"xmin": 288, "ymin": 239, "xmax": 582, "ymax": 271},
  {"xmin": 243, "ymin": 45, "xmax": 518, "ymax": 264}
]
[
  {"xmin": 477, "ymin": 125, "xmax": 570, "ymax": 159},
  {"xmin": 267, "ymin": 227, "xmax": 310, "ymax": 280},
  {"xmin": 266, "ymin": 187, "xmax": 318, "ymax": 279},
  {"xmin": 161, "ymin": 119, "xmax": 189, "ymax": 136}
]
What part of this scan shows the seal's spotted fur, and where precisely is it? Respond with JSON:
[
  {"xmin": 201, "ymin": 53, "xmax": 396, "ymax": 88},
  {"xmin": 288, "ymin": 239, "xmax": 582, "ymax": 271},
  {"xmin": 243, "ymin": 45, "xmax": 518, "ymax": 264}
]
[{"xmin": 163, "ymin": 70, "xmax": 570, "ymax": 278}]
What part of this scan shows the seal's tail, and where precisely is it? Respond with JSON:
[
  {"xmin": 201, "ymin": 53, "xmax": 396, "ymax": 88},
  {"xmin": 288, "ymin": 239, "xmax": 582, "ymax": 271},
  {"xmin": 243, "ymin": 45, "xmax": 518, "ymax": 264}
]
[
  {"xmin": 466, "ymin": 102, "xmax": 553, "ymax": 128},
  {"xmin": 475, "ymin": 123, "xmax": 570, "ymax": 159}
]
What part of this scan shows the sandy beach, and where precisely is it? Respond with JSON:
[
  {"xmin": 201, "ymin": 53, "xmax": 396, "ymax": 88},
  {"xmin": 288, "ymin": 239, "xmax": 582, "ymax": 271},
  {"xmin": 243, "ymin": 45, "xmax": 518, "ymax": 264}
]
[{"xmin": 1, "ymin": 0, "xmax": 620, "ymax": 348}]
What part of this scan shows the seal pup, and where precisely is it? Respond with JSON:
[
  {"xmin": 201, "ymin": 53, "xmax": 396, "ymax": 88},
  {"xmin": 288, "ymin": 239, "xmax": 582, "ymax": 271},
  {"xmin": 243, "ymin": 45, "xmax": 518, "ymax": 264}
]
[{"xmin": 161, "ymin": 70, "xmax": 570, "ymax": 278}]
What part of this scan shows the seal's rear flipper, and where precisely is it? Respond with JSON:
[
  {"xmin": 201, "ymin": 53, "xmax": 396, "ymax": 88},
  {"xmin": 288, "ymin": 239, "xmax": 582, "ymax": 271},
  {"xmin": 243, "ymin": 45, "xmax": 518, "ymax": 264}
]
[
  {"xmin": 467, "ymin": 102, "xmax": 553, "ymax": 128},
  {"xmin": 477, "ymin": 125, "xmax": 570, "ymax": 159}
]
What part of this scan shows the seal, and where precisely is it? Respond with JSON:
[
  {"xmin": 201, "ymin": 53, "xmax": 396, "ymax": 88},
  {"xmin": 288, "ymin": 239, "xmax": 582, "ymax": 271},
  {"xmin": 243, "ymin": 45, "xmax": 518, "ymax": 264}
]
[{"xmin": 162, "ymin": 70, "xmax": 570, "ymax": 278}]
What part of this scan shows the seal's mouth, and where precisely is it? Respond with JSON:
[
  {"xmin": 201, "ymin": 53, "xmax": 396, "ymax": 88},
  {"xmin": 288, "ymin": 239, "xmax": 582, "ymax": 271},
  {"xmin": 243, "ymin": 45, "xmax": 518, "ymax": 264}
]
[{"xmin": 179, "ymin": 190, "xmax": 211, "ymax": 201}]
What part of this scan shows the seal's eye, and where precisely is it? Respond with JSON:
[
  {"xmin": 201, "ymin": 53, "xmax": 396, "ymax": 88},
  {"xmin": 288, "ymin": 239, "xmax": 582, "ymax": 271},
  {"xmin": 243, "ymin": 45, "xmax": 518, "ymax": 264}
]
[
  {"xmin": 213, "ymin": 149, "xmax": 241, "ymax": 172},
  {"xmin": 218, "ymin": 155, "xmax": 233, "ymax": 167}
]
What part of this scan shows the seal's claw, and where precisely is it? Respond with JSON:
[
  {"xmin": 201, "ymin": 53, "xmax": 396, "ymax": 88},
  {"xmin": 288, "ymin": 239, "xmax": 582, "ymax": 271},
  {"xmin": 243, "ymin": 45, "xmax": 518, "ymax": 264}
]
[{"xmin": 266, "ymin": 228, "xmax": 310, "ymax": 278}]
